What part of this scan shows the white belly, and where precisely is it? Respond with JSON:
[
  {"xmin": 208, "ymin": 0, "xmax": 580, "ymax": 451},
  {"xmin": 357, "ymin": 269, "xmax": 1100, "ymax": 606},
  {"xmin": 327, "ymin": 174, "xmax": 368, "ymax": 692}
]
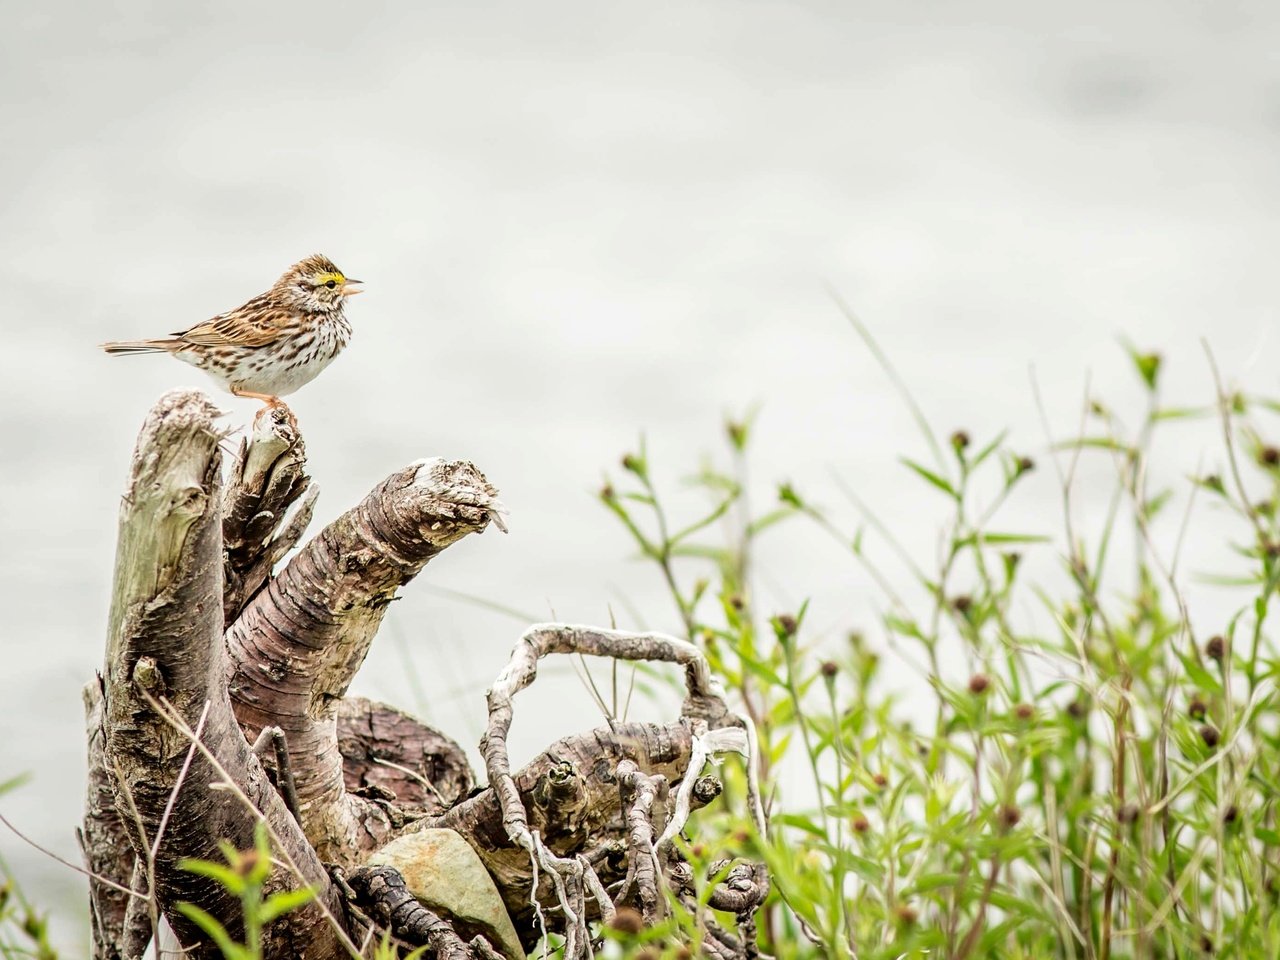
[{"xmin": 178, "ymin": 315, "xmax": 350, "ymax": 398}]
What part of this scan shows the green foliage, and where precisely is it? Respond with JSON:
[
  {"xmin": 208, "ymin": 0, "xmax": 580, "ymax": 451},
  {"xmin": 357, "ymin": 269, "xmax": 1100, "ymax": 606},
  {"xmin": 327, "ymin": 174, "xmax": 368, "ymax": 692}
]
[
  {"xmin": 0, "ymin": 776, "xmax": 58, "ymax": 960},
  {"xmin": 175, "ymin": 822, "xmax": 315, "ymax": 960},
  {"xmin": 599, "ymin": 346, "xmax": 1280, "ymax": 958},
  {"xmin": 0, "ymin": 859, "xmax": 58, "ymax": 960}
]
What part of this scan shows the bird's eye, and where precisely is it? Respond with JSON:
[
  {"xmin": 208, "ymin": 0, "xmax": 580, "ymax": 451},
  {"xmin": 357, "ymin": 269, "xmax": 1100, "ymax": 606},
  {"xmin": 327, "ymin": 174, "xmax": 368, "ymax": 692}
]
[{"xmin": 325, "ymin": 280, "xmax": 337, "ymax": 289}]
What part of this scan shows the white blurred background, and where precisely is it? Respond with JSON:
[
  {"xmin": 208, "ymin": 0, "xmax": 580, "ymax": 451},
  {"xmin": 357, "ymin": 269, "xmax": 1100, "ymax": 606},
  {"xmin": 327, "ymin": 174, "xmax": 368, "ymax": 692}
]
[{"xmin": 2, "ymin": 0, "xmax": 1279, "ymax": 949}]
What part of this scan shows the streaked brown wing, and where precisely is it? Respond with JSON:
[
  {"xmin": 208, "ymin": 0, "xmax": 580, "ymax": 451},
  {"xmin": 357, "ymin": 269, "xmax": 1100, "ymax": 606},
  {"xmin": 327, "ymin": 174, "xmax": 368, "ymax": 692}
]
[{"xmin": 173, "ymin": 296, "xmax": 287, "ymax": 349}]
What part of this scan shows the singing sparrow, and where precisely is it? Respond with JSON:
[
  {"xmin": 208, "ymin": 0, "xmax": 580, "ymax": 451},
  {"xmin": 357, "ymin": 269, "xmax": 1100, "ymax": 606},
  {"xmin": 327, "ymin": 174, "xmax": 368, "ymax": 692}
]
[{"xmin": 101, "ymin": 254, "xmax": 361, "ymax": 409}]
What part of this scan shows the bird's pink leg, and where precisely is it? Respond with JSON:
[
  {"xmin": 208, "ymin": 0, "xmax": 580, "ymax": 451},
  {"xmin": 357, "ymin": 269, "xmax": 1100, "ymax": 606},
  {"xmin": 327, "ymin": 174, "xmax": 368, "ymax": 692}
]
[{"xmin": 231, "ymin": 385, "xmax": 297, "ymax": 429}]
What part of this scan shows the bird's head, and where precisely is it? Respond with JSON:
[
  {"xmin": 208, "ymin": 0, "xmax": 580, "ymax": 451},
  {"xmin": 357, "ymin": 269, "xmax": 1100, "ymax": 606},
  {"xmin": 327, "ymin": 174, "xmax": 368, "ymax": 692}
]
[{"xmin": 276, "ymin": 254, "xmax": 363, "ymax": 313}]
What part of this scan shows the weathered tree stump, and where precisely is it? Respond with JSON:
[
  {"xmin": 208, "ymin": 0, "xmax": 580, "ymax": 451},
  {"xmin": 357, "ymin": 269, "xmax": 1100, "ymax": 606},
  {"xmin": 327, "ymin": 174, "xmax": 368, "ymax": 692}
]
[{"xmin": 83, "ymin": 391, "xmax": 768, "ymax": 959}]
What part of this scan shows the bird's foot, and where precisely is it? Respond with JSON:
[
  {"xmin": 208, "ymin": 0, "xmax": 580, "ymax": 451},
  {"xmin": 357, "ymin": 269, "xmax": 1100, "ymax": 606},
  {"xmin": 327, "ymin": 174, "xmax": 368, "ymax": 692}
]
[{"xmin": 252, "ymin": 398, "xmax": 297, "ymax": 431}]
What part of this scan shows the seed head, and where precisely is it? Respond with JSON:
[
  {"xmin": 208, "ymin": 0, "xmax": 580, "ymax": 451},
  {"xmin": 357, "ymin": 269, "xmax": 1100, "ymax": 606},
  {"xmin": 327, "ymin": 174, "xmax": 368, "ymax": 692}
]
[
  {"xmin": 852, "ymin": 815, "xmax": 870, "ymax": 834},
  {"xmin": 1261, "ymin": 446, "xmax": 1280, "ymax": 467},
  {"xmin": 968, "ymin": 674, "xmax": 991, "ymax": 695},
  {"xmin": 1205, "ymin": 635, "xmax": 1226, "ymax": 661},
  {"xmin": 1014, "ymin": 703, "xmax": 1035, "ymax": 721},
  {"xmin": 1188, "ymin": 698, "xmax": 1207, "ymax": 721},
  {"xmin": 998, "ymin": 804, "xmax": 1021, "ymax": 830},
  {"xmin": 820, "ymin": 660, "xmax": 839, "ymax": 679},
  {"xmin": 608, "ymin": 907, "xmax": 645, "ymax": 936},
  {"xmin": 1199, "ymin": 724, "xmax": 1220, "ymax": 748},
  {"xmin": 950, "ymin": 430, "xmax": 970, "ymax": 450},
  {"xmin": 872, "ymin": 772, "xmax": 888, "ymax": 789}
]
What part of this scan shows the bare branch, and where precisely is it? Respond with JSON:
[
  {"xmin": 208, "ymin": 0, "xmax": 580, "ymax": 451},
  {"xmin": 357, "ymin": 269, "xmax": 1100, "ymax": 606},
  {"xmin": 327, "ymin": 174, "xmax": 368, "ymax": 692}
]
[{"xmin": 225, "ymin": 457, "xmax": 504, "ymax": 864}]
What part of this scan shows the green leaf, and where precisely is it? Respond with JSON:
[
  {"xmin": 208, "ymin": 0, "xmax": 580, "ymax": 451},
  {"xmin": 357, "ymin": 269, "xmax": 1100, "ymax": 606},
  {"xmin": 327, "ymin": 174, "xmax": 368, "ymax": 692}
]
[
  {"xmin": 0, "ymin": 772, "xmax": 31, "ymax": 795},
  {"xmin": 175, "ymin": 903, "xmax": 247, "ymax": 960},
  {"xmin": 1051, "ymin": 437, "xmax": 1134, "ymax": 454},
  {"xmin": 970, "ymin": 430, "xmax": 1009, "ymax": 469},
  {"xmin": 772, "ymin": 813, "xmax": 827, "ymax": 838},
  {"xmin": 178, "ymin": 858, "xmax": 245, "ymax": 895},
  {"xmin": 747, "ymin": 507, "xmax": 798, "ymax": 536},
  {"xmin": 1174, "ymin": 645, "xmax": 1221, "ymax": 694},
  {"xmin": 956, "ymin": 532, "xmax": 1050, "ymax": 548},
  {"xmin": 1153, "ymin": 405, "xmax": 1214, "ymax": 421},
  {"xmin": 259, "ymin": 887, "xmax": 316, "ymax": 924},
  {"xmin": 1122, "ymin": 339, "xmax": 1162, "ymax": 391},
  {"xmin": 899, "ymin": 457, "xmax": 958, "ymax": 499},
  {"xmin": 670, "ymin": 497, "xmax": 735, "ymax": 545}
]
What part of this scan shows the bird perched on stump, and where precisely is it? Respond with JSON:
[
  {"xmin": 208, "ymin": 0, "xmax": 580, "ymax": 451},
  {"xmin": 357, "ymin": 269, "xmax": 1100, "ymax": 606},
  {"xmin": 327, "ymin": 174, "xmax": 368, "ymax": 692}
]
[{"xmin": 101, "ymin": 254, "xmax": 361, "ymax": 415}]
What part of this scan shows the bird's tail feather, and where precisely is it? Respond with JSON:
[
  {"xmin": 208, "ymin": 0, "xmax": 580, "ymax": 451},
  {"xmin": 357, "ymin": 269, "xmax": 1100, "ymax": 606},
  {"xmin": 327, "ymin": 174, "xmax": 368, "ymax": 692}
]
[{"xmin": 100, "ymin": 339, "xmax": 179, "ymax": 355}]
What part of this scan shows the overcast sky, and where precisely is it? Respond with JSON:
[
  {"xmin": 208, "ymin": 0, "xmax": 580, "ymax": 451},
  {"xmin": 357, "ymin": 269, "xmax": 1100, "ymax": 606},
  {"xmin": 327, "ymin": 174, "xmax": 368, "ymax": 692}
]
[{"xmin": 3, "ymin": 0, "xmax": 1279, "ymax": 948}]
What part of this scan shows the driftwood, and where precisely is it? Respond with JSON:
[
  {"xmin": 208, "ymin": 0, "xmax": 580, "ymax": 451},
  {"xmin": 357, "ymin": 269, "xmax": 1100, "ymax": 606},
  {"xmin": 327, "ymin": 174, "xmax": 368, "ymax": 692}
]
[{"xmin": 82, "ymin": 391, "xmax": 769, "ymax": 960}]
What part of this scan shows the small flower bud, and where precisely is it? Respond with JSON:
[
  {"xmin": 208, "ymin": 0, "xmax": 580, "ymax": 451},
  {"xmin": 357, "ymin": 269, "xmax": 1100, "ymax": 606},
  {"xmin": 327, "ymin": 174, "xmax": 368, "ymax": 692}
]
[
  {"xmin": 968, "ymin": 674, "xmax": 991, "ymax": 695},
  {"xmin": 893, "ymin": 904, "xmax": 918, "ymax": 926},
  {"xmin": 872, "ymin": 772, "xmax": 888, "ymax": 789},
  {"xmin": 1067, "ymin": 699, "xmax": 1088, "ymax": 719},
  {"xmin": 998, "ymin": 804, "xmax": 1021, "ymax": 830},
  {"xmin": 951, "ymin": 595, "xmax": 973, "ymax": 614},
  {"xmin": 852, "ymin": 815, "xmax": 870, "ymax": 834},
  {"xmin": 21, "ymin": 912, "xmax": 44, "ymax": 940},
  {"xmin": 1223, "ymin": 804, "xmax": 1239, "ymax": 824},
  {"xmin": 820, "ymin": 660, "xmax": 839, "ymax": 679},
  {"xmin": 1188, "ymin": 698, "xmax": 1207, "ymax": 721},
  {"xmin": 608, "ymin": 907, "xmax": 645, "ymax": 935},
  {"xmin": 1199, "ymin": 724, "xmax": 1220, "ymax": 748},
  {"xmin": 1205, "ymin": 635, "xmax": 1226, "ymax": 661},
  {"xmin": 726, "ymin": 420, "xmax": 748, "ymax": 450},
  {"xmin": 1117, "ymin": 803, "xmax": 1140, "ymax": 825},
  {"xmin": 950, "ymin": 430, "xmax": 971, "ymax": 451},
  {"xmin": 1016, "ymin": 456, "xmax": 1036, "ymax": 475},
  {"xmin": 1261, "ymin": 446, "xmax": 1280, "ymax": 467},
  {"xmin": 1014, "ymin": 703, "xmax": 1035, "ymax": 721},
  {"xmin": 778, "ymin": 482, "xmax": 802, "ymax": 507},
  {"xmin": 774, "ymin": 614, "xmax": 798, "ymax": 639}
]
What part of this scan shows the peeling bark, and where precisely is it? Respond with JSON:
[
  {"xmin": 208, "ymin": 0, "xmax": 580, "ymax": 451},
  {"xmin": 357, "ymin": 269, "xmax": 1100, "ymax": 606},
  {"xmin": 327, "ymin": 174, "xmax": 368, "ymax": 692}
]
[
  {"xmin": 86, "ymin": 391, "xmax": 767, "ymax": 960},
  {"xmin": 225, "ymin": 457, "xmax": 503, "ymax": 864},
  {"xmin": 336, "ymin": 697, "xmax": 473, "ymax": 814},
  {"xmin": 82, "ymin": 680, "xmax": 144, "ymax": 960},
  {"xmin": 98, "ymin": 391, "xmax": 345, "ymax": 960}
]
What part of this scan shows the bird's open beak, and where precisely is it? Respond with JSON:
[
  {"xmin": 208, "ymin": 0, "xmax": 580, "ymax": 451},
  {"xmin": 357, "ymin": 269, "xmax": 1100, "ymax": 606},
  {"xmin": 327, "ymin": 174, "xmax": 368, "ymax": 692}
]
[{"xmin": 341, "ymin": 280, "xmax": 364, "ymax": 296}]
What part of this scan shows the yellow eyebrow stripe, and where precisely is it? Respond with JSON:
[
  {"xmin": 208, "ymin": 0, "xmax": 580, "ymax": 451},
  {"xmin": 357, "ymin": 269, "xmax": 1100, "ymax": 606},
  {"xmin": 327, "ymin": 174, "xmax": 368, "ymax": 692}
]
[{"xmin": 316, "ymin": 271, "xmax": 346, "ymax": 284}]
